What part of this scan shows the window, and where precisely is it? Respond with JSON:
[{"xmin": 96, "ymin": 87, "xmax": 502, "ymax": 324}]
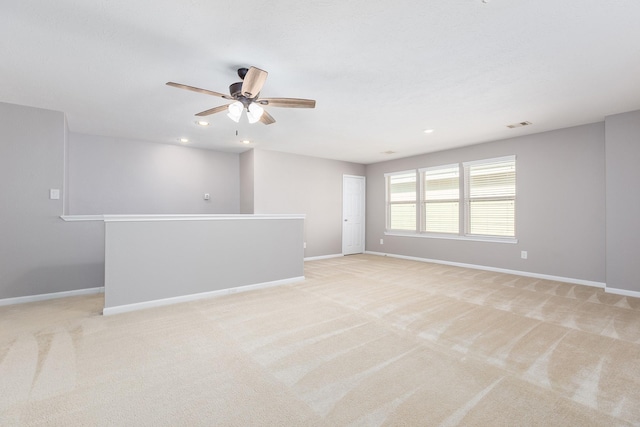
[
  {"xmin": 420, "ymin": 165, "xmax": 459, "ymax": 234},
  {"xmin": 385, "ymin": 171, "xmax": 416, "ymax": 231},
  {"xmin": 385, "ymin": 156, "xmax": 516, "ymax": 241},
  {"xmin": 464, "ymin": 157, "xmax": 516, "ymax": 237}
]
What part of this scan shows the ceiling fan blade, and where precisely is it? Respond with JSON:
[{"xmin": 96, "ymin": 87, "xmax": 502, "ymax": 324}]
[
  {"xmin": 166, "ymin": 82, "xmax": 233, "ymax": 100},
  {"xmin": 241, "ymin": 67, "xmax": 268, "ymax": 98},
  {"xmin": 260, "ymin": 110, "xmax": 276, "ymax": 125},
  {"xmin": 195, "ymin": 104, "xmax": 230, "ymax": 116},
  {"xmin": 258, "ymin": 98, "xmax": 316, "ymax": 108}
]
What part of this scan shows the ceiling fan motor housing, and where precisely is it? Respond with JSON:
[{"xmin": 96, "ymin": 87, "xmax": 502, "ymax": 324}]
[
  {"xmin": 229, "ymin": 68, "xmax": 250, "ymax": 98},
  {"xmin": 229, "ymin": 82, "xmax": 243, "ymax": 97}
]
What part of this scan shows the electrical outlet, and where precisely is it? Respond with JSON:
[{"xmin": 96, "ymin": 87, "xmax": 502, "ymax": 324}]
[
  {"xmin": 521, "ymin": 251, "xmax": 528, "ymax": 259},
  {"xmin": 303, "ymin": 242, "xmax": 307, "ymax": 249},
  {"xmin": 380, "ymin": 238, "xmax": 384, "ymax": 245},
  {"xmin": 203, "ymin": 193, "xmax": 210, "ymax": 200}
]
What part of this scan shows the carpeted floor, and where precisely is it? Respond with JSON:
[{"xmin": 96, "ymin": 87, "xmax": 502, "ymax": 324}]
[{"xmin": 1, "ymin": 254, "xmax": 640, "ymax": 426}]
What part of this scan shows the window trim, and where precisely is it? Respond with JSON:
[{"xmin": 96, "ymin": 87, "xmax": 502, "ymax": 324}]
[{"xmin": 384, "ymin": 230, "xmax": 518, "ymax": 244}]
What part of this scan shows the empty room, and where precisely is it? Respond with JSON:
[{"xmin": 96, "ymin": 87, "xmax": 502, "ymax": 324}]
[{"xmin": 2, "ymin": 1, "xmax": 640, "ymax": 425}]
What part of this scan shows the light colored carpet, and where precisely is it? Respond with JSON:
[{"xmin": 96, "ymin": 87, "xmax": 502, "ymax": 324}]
[{"xmin": 1, "ymin": 254, "xmax": 640, "ymax": 426}]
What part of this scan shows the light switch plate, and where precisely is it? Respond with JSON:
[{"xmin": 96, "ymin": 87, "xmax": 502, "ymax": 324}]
[{"xmin": 50, "ymin": 189, "xmax": 60, "ymax": 200}]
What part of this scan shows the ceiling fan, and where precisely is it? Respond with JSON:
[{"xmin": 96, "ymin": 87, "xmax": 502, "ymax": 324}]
[{"xmin": 166, "ymin": 66, "xmax": 316, "ymax": 125}]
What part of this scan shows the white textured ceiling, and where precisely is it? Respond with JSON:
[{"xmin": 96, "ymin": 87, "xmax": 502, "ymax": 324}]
[{"xmin": 2, "ymin": 0, "xmax": 640, "ymax": 164}]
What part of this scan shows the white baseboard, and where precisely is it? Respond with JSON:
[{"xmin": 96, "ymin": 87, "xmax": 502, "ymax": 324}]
[
  {"xmin": 102, "ymin": 276, "xmax": 305, "ymax": 316},
  {"xmin": 604, "ymin": 287, "xmax": 640, "ymax": 299},
  {"xmin": 364, "ymin": 251, "xmax": 606, "ymax": 289},
  {"xmin": 304, "ymin": 254, "xmax": 344, "ymax": 261},
  {"xmin": 0, "ymin": 287, "xmax": 104, "ymax": 307}
]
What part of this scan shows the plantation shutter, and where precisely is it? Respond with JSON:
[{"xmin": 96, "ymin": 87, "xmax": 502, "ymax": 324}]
[
  {"xmin": 464, "ymin": 157, "xmax": 516, "ymax": 237},
  {"xmin": 386, "ymin": 171, "xmax": 417, "ymax": 231},
  {"xmin": 421, "ymin": 165, "xmax": 459, "ymax": 233}
]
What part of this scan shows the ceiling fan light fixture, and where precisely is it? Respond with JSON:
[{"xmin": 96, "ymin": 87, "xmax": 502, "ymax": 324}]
[
  {"xmin": 246, "ymin": 103, "xmax": 264, "ymax": 124},
  {"xmin": 227, "ymin": 101, "xmax": 243, "ymax": 123},
  {"xmin": 167, "ymin": 66, "xmax": 315, "ymax": 127}
]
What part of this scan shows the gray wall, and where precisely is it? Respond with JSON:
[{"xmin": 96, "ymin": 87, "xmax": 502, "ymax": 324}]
[
  {"xmin": 605, "ymin": 110, "xmax": 640, "ymax": 292},
  {"xmin": 104, "ymin": 217, "xmax": 304, "ymax": 310},
  {"xmin": 4, "ymin": 97, "xmax": 638, "ymax": 299},
  {"xmin": 67, "ymin": 133, "xmax": 240, "ymax": 215},
  {"xmin": 365, "ymin": 123, "xmax": 606, "ymax": 283},
  {"xmin": 239, "ymin": 149, "xmax": 254, "ymax": 214},
  {"xmin": 0, "ymin": 102, "xmax": 104, "ymax": 299},
  {"xmin": 252, "ymin": 150, "xmax": 365, "ymax": 258}
]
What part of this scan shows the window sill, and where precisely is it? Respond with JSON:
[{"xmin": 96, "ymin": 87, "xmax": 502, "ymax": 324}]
[{"xmin": 384, "ymin": 231, "xmax": 518, "ymax": 244}]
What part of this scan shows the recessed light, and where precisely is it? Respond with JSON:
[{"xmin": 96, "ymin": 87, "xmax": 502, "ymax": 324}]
[
  {"xmin": 178, "ymin": 138, "xmax": 189, "ymax": 143},
  {"xmin": 423, "ymin": 129, "xmax": 434, "ymax": 134},
  {"xmin": 382, "ymin": 151, "xmax": 396, "ymax": 155},
  {"xmin": 241, "ymin": 140, "xmax": 251, "ymax": 145},
  {"xmin": 195, "ymin": 120, "xmax": 209, "ymax": 126}
]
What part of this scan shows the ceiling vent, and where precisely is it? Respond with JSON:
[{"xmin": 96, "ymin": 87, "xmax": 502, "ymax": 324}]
[
  {"xmin": 382, "ymin": 151, "xmax": 396, "ymax": 155},
  {"xmin": 507, "ymin": 121, "xmax": 532, "ymax": 129}
]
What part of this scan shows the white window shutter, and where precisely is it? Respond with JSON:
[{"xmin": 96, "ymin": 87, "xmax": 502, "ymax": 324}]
[
  {"xmin": 386, "ymin": 171, "xmax": 417, "ymax": 231},
  {"xmin": 421, "ymin": 165, "xmax": 459, "ymax": 233},
  {"xmin": 464, "ymin": 157, "xmax": 516, "ymax": 237}
]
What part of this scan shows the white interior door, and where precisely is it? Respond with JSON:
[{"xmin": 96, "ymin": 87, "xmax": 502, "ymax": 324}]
[{"xmin": 342, "ymin": 175, "xmax": 365, "ymax": 255}]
